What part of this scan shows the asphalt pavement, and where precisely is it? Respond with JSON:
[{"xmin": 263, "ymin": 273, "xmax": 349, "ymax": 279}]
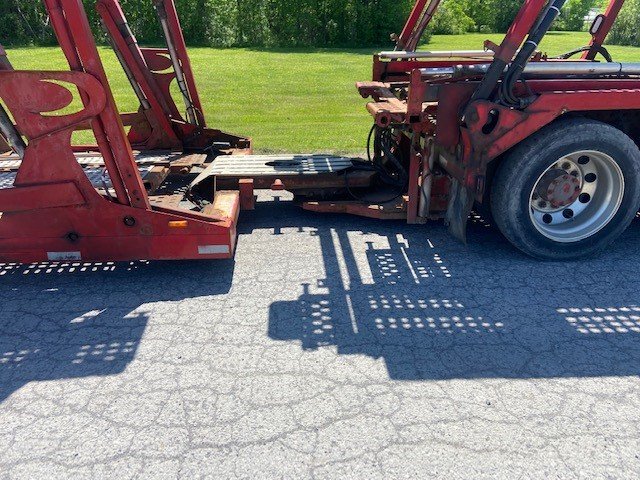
[{"xmin": 1, "ymin": 193, "xmax": 640, "ymax": 478}]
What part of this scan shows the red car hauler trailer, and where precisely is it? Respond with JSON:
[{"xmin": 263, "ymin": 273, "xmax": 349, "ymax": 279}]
[{"xmin": 0, "ymin": 0, "xmax": 639, "ymax": 261}]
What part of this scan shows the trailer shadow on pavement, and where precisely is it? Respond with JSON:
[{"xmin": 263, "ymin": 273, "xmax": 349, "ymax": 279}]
[
  {"xmin": 0, "ymin": 259, "xmax": 234, "ymax": 403},
  {"xmin": 263, "ymin": 199, "xmax": 640, "ymax": 381},
  {"xmin": 1, "ymin": 196, "xmax": 639, "ymax": 403}
]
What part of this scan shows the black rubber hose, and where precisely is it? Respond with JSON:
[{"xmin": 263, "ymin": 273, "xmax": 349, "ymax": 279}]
[
  {"xmin": 366, "ymin": 126, "xmax": 408, "ymax": 187},
  {"xmin": 500, "ymin": 0, "xmax": 568, "ymax": 106},
  {"xmin": 555, "ymin": 45, "xmax": 613, "ymax": 62},
  {"xmin": 346, "ymin": 125, "xmax": 409, "ymax": 203}
]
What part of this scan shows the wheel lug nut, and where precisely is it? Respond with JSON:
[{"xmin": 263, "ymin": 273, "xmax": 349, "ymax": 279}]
[{"xmin": 562, "ymin": 162, "xmax": 571, "ymax": 170}]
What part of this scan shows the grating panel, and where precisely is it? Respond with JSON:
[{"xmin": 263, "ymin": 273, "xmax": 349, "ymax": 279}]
[
  {"xmin": 0, "ymin": 165, "xmax": 154, "ymax": 190},
  {"xmin": 0, "ymin": 151, "xmax": 201, "ymax": 170},
  {"xmin": 0, "ymin": 150, "xmax": 198, "ymax": 191},
  {"xmin": 209, "ymin": 154, "xmax": 353, "ymax": 177}
]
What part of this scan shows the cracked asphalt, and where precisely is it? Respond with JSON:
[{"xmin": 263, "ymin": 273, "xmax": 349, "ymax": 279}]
[{"xmin": 1, "ymin": 192, "xmax": 640, "ymax": 479}]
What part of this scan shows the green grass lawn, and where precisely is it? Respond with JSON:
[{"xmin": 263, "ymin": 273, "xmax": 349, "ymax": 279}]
[{"xmin": 6, "ymin": 32, "xmax": 640, "ymax": 154}]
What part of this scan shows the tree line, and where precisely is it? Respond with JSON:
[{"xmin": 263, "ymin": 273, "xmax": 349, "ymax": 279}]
[{"xmin": 0, "ymin": 0, "xmax": 637, "ymax": 47}]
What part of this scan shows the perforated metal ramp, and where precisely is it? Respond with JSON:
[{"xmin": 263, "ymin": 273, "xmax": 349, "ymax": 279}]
[
  {"xmin": 209, "ymin": 154, "xmax": 353, "ymax": 177},
  {"xmin": 0, "ymin": 164, "xmax": 156, "ymax": 190},
  {"xmin": 0, "ymin": 151, "xmax": 187, "ymax": 170},
  {"xmin": 0, "ymin": 151, "xmax": 205, "ymax": 191},
  {"xmin": 192, "ymin": 153, "xmax": 360, "ymax": 192}
]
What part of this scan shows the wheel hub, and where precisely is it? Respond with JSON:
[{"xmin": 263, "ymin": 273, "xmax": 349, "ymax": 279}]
[
  {"xmin": 537, "ymin": 169, "xmax": 581, "ymax": 208},
  {"xmin": 529, "ymin": 150, "xmax": 624, "ymax": 243}
]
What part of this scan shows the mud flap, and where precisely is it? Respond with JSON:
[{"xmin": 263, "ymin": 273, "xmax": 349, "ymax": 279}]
[{"xmin": 445, "ymin": 178, "xmax": 474, "ymax": 244}]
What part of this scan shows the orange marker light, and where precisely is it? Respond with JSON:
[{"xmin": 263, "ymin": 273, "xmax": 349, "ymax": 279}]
[{"xmin": 168, "ymin": 220, "xmax": 188, "ymax": 229}]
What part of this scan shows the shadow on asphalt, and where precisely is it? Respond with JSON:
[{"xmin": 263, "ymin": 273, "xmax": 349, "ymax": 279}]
[
  {"xmin": 262, "ymin": 201, "xmax": 640, "ymax": 380},
  {"xmin": 1, "ymin": 197, "xmax": 639, "ymax": 401},
  {"xmin": 0, "ymin": 259, "xmax": 234, "ymax": 402}
]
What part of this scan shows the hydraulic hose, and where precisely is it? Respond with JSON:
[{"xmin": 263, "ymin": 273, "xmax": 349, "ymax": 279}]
[
  {"xmin": 500, "ymin": 0, "xmax": 568, "ymax": 106},
  {"xmin": 346, "ymin": 125, "xmax": 408, "ymax": 203},
  {"xmin": 555, "ymin": 45, "xmax": 613, "ymax": 62}
]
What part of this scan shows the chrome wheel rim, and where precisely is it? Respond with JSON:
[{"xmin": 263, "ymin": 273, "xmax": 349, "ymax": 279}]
[{"xmin": 529, "ymin": 150, "xmax": 624, "ymax": 243}]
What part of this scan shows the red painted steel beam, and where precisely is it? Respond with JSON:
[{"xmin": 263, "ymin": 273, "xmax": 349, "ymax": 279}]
[
  {"xmin": 96, "ymin": 0, "xmax": 181, "ymax": 147},
  {"xmin": 238, "ymin": 179, "xmax": 255, "ymax": 210},
  {"xmin": 57, "ymin": 0, "xmax": 150, "ymax": 208},
  {"xmin": 465, "ymin": 88, "xmax": 640, "ymax": 174},
  {"xmin": 44, "ymin": 0, "xmax": 150, "ymax": 210},
  {"xmin": 97, "ymin": 0, "xmax": 173, "ymax": 116},
  {"xmin": 466, "ymin": 0, "xmax": 549, "ymax": 102},
  {"xmin": 157, "ymin": 0, "xmax": 205, "ymax": 126},
  {"xmin": 582, "ymin": 0, "xmax": 626, "ymax": 60},
  {"xmin": 398, "ymin": 0, "xmax": 430, "ymax": 49},
  {"xmin": 44, "ymin": 0, "xmax": 130, "ymax": 206},
  {"xmin": 398, "ymin": 0, "xmax": 442, "ymax": 52},
  {"xmin": 0, "ymin": 182, "xmax": 85, "ymax": 213},
  {"xmin": 0, "ymin": 45, "xmax": 11, "ymax": 71},
  {"xmin": 0, "ymin": 0, "xmax": 245, "ymax": 264},
  {"xmin": 497, "ymin": 0, "xmax": 548, "ymax": 62},
  {"xmin": 0, "ymin": 71, "xmax": 107, "ymax": 139}
]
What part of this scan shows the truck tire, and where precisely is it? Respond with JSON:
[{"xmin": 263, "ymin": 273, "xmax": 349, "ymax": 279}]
[{"xmin": 490, "ymin": 117, "xmax": 640, "ymax": 260}]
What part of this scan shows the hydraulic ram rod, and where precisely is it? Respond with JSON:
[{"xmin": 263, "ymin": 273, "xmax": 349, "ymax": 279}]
[
  {"xmin": 0, "ymin": 45, "xmax": 25, "ymax": 157},
  {"xmin": 379, "ymin": 50, "xmax": 494, "ymax": 60},
  {"xmin": 420, "ymin": 61, "xmax": 640, "ymax": 79},
  {"xmin": 153, "ymin": 0, "xmax": 198, "ymax": 126},
  {"xmin": 0, "ymin": 104, "xmax": 26, "ymax": 159},
  {"xmin": 101, "ymin": 19, "xmax": 151, "ymax": 111}
]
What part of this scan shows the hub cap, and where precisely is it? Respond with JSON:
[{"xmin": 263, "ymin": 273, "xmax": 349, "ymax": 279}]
[{"xmin": 529, "ymin": 150, "xmax": 624, "ymax": 243}]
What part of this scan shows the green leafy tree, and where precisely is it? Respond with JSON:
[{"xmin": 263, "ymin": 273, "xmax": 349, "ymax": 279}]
[
  {"xmin": 0, "ymin": 0, "xmax": 618, "ymax": 48},
  {"xmin": 609, "ymin": 0, "xmax": 640, "ymax": 46},
  {"xmin": 555, "ymin": 0, "xmax": 596, "ymax": 31},
  {"xmin": 0, "ymin": 1, "xmax": 53, "ymax": 45},
  {"xmin": 431, "ymin": 0, "xmax": 476, "ymax": 35}
]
